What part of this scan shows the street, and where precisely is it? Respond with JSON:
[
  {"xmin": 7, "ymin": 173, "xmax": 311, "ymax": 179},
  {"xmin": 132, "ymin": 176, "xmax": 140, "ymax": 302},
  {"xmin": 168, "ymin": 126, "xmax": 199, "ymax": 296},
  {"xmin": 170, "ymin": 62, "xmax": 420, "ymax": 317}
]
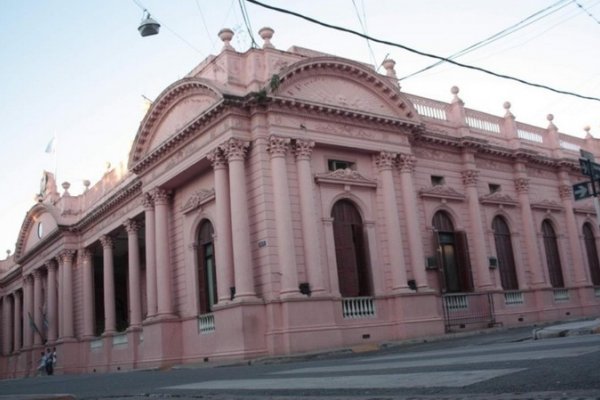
[{"xmin": 1, "ymin": 327, "xmax": 600, "ymax": 399}]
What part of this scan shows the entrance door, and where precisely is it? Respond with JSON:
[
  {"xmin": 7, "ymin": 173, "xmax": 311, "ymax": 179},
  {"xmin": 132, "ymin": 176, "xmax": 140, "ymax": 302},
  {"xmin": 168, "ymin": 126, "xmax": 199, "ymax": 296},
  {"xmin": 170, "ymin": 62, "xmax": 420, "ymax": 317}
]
[
  {"xmin": 493, "ymin": 216, "xmax": 519, "ymax": 290},
  {"xmin": 332, "ymin": 199, "xmax": 371, "ymax": 297},
  {"xmin": 433, "ymin": 211, "xmax": 473, "ymax": 293}
]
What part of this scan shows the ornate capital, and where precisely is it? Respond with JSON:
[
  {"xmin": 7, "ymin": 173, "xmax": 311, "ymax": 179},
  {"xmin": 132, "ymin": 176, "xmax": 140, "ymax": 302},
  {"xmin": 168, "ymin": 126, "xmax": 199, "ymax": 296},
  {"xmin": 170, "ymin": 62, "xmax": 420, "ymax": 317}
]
[
  {"xmin": 293, "ymin": 139, "xmax": 315, "ymax": 161},
  {"xmin": 45, "ymin": 259, "xmax": 57, "ymax": 272},
  {"xmin": 124, "ymin": 219, "xmax": 140, "ymax": 235},
  {"xmin": 398, "ymin": 153, "xmax": 416, "ymax": 173},
  {"xmin": 151, "ymin": 188, "xmax": 172, "ymax": 206},
  {"xmin": 514, "ymin": 177, "xmax": 529, "ymax": 193},
  {"xmin": 80, "ymin": 248, "xmax": 92, "ymax": 261},
  {"xmin": 461, "ymin": 170, "xmax": 479, "ymax": 186},
  {"xmin": 375, "ymin": 151, "xmax": 396, "ymax": 171},
  {"xmin": 221, "ymin": 138, "xmax": 249, "ymax": 162},
  {"xmin": 58, "ymin": 249, "xmax": 76, "ymax": 265},
  {"xmin": 267, "ymin": 136, "xmax": 290, "ymax": 158},
  {"xmin": 207, "ymin": 147, "xmax": 228, "ymax": 169},
  {"xmin": 33, "ymin": 269, "xmax": 43, "ymax": 279},
  {"xmin": 22, "ymin": 274, "xmax": 33, "ymax": 286},
  {"xmin": 99, "ymin": 235, "xmax": 113, "ymax": 249},
  {"xmin": 142, "ymin": 192, "xmax": 154, "ymax": 210},
  {"xmin": 559, "ymin": 184, "xmax": 572, "ymax": 200}
]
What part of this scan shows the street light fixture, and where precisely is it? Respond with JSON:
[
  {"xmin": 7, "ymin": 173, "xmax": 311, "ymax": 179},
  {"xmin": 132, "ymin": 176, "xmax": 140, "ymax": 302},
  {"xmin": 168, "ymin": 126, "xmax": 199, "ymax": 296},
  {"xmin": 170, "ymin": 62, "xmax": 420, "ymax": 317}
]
[{"xmin": 138, "ymin": 10, "xmax": 160, "ymax": 37}]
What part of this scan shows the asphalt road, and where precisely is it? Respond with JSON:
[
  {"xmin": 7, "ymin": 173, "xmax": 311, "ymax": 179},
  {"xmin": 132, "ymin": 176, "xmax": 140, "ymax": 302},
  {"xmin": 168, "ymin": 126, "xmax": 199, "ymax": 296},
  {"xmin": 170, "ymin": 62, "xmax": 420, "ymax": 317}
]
[{"xmin": 1, "ymin": 327, "xmax": 599, "ymax": 400}]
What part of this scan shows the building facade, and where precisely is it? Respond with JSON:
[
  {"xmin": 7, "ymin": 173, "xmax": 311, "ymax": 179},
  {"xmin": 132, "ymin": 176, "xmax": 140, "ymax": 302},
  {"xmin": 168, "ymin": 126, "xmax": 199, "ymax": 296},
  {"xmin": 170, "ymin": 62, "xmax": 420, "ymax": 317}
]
[{"xmin": 1, "ymin": 27, "xmax": 600, "ymax": 378}]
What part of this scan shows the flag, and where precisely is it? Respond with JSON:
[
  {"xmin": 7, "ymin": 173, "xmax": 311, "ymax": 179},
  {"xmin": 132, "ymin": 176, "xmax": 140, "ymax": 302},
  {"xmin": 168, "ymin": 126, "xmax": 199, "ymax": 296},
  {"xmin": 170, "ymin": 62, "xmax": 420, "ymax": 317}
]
[{"xmin": 45, "ymin": 137, "xmax": 55, "ymax": 154}]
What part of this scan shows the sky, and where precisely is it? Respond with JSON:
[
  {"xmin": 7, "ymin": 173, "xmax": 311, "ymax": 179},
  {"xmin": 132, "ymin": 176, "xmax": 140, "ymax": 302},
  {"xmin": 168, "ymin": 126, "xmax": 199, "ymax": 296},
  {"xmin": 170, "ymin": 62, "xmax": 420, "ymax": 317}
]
[{"xmin": 0, "ymin": 0, "xmax": 599, "ymax": 257}]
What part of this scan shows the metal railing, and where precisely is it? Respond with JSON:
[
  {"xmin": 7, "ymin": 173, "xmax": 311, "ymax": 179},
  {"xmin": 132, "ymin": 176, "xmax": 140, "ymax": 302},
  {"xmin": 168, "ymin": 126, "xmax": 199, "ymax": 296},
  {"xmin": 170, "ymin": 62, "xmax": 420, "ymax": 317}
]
[
  {"xmin": 504, "ymin": 291, "xmax": 524, "ymax": 305},
  {"xmin": 553, "ymin": 289, "xmax": 570, "ymax": 301},
  {"xmin": 442, "ymin": 293, "xmax": 496, "ymax": 332},
  {"xmin": 342, "ymin": 297, "xmax": 376, "ymax": 319},
  {"xmin": 198, "ymin": 313, "xmax": 215, "ymax": 334}
]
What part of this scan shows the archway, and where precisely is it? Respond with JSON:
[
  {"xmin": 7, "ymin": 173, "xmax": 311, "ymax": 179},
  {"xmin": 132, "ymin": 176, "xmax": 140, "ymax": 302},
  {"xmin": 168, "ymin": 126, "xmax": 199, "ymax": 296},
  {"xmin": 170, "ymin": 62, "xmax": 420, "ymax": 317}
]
[{"xmin": 332, "ymin": 199, "xmax": 371, "ymax": 297}]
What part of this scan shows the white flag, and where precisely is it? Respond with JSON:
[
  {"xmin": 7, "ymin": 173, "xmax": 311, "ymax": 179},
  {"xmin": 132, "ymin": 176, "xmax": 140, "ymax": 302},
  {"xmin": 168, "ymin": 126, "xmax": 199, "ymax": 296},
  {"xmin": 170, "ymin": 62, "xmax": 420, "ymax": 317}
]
[{"xmin": 45, "ymin": 137, "xmax": 55, "ymax": 154}]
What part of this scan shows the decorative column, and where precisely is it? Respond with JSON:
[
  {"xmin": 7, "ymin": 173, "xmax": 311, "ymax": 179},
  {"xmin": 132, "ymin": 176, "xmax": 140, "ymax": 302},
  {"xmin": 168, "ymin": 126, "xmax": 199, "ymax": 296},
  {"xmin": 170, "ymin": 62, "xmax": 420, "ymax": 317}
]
[
  {"xmin": 268, "ymin": 136, "xmax": 299, "ymax": 297},
  {"xmin": 152, "ymin": 188, "xmax": 175, "ymax": 317},
  {"xmin": 125, "ymin": 219, "xmax": 143, "ymax": 328},
  {"xmin": 461, "ymin": 168, "xmax": 494, "ymax": 289},
  {"xmin": 100, "ymin": 235, "xmax": 116, "ymax": 334},
  {"xmin": 222, "ymin": 138, "xmax": 257, "ymax": 300},
  {"xmin": 398, "ymin": 154, "xmax": 429, "ymax": 289},
  {"xmin": 46, "ymin": 259, "xmax": 58, "ymax": 342},
  {"xmin": 33, "ymin": 269, "xmax": 43, "ymax": 345},
  {"xmin": 558, "ymin": 174, "xmax": 587, "ymax": 286},
  {"xmin": 59, "ymin": 249, "xmax": 75, "ymax": 339},
  {"xmin": 293, "ymin": 139, "xmax": 325, "ymax": 294},
  {"xmin": 142, "ymin": 193, "xmax": 158, "ymax": 318},
  {"xmin": 81, "ymin": 249, "xmax": 95, "ymax": 338},
  {"xmin": 514, "ymin": 168, "xmax": 545, "ymax": 287},
  {"xmin": 22, "ymin": 275, "xmax": 33, "ymax": 348},
  {"xmin": 2, "ymin": 295, "xmax": 12, "ymax": 354},
  {"xmin": 13, "ymin": 291, "xmax": 22, "ymax": 351},
  {"xmin": 208, "ymin": 148, "xmax": 234, "ymax": 303},
  {"xmin": 376, "ymin": 151, "xmax": 409, "ymax": 292}
]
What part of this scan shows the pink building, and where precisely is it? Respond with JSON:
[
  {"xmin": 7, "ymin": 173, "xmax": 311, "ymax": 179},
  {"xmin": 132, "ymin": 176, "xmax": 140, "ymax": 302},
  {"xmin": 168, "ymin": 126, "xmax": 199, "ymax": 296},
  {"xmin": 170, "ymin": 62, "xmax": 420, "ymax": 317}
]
[{"xmin": 1, "ymin": 27, "xmax": 600, "ymax": 378}]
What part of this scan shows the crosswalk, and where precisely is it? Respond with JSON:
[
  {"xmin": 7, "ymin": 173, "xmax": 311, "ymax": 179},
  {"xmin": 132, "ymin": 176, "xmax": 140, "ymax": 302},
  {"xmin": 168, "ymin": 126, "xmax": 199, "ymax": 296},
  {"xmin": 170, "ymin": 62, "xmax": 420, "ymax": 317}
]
[{"xmin": 166, "ymin": 335, "xmax": 600, "ymax": 391}]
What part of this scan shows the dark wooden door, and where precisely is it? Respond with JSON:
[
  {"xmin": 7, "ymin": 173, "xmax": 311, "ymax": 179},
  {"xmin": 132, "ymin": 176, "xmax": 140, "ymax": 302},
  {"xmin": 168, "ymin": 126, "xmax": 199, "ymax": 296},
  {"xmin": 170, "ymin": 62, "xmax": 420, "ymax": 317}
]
[
  {"xmin": 542, "ymin": 220, "xmax": 564, "ymax": 288},
  {"xmin": 433, "ymin": 211, "xmax": 473, "ymax": 293},
  {"xmin": 493, "ymin": 216, "xmax": 519, "ymax": 290},
  {"xmin": 197, "ymin": 220, "xmax": 217, "ymax": 313},
  {"xmin": 332, "ymin": 200, "xmax": 371, "ymax": 297},
  {"xmin": 583, "ymin": 223, "xmax": 600, "ymax": 286}
]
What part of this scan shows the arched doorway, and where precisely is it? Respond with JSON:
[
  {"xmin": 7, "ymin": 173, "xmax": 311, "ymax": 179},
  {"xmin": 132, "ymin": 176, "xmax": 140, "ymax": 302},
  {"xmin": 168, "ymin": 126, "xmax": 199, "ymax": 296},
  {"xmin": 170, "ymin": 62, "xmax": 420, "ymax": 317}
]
[
  {"xmin": 332, "ymin": 199, "xmax": 371, "ymax": 297},
  {"xmin": 197, "ymin": 220, "xmax": 217, "ymax": 314},
  {"xmin": 433, "ymin": 211, "xmax": 473, "ymax": 293},
  {"xmin": 492, "ymin": 216, "xmax": 519, "ymax": 290},
  {"xmin": 583, "ymin": 222, "xmax": 600, "ymax": 286},
  {"xmin": 542, "ymin": 219, "xmax": 564, "ymax": 288}
]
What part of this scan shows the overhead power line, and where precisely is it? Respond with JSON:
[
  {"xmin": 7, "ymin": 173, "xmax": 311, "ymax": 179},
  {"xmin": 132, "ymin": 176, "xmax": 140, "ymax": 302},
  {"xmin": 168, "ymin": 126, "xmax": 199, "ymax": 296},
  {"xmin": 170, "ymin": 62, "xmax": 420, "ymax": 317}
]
[
  {"xmin": 401, "ymin": 0, "xmax": 571, "ymax": 80},
  {"xmin": 245, "ymin": 0, "xmax": 600, "ymax": 103},
  {"xmin": 574, "ymin": 0, "xmax": 600, "ymax": 24}
]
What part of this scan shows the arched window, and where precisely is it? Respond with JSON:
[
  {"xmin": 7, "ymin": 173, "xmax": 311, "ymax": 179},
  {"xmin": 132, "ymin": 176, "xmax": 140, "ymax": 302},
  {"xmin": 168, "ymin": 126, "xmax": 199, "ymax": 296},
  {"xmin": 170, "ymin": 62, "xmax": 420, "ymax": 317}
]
[
  {"xmin": 197, "ymin": 220, "xmax": 217, "ymax": 314},
  {"xmin": 583, "ymin": 223, "xmax": 600, "ymax": 286},
  {"xmin": 433, "ymin": 211, "xmax": 473, "ymax": 293},
  {"xmin": 492, "ymin": 216, "xmax": 518, "ymax": 290},
  {"xmin": 332, "ymin": 199, "xmax": 371, "ymax": 297},
  {"xmin": 542, "ymin": 219, "xmax": 564, "ymax": 288}
]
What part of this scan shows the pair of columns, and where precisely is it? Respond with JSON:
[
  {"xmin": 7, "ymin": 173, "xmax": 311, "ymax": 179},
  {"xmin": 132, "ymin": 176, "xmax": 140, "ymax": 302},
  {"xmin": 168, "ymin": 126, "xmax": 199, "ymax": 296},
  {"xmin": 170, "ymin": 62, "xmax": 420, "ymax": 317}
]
[
  {"xmin": 207, "ymin": 137, "xmax": 326, "ymax": 300},
  {"xmin": 1, "ymin": 292, "xmax": 20, "ymax": 355}
]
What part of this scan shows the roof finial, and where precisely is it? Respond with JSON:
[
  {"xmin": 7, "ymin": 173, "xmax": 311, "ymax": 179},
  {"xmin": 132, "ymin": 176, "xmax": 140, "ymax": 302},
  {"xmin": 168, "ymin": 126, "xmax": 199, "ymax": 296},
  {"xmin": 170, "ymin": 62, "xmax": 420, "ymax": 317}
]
[
  {"xmin": 258, "ymin": 27, "xmax": 275, "ymax": 49},
  {"xmin": 450, "ymin": 85, "xmax": 462, "ymax": 104},
  {"xmin": 218, "ymin": 28, "xmax": 235, "ymax": 51},
  {"xmin": 547, "ymin": 113, "xmax": 556, "ymax": 129},
  {"xmin": 584, "ymin": 125, "xmax": 592, "ymax": 138},
  {"xmin": 503, "ymin": 101, "xmax": 514, "ymax": 118}
]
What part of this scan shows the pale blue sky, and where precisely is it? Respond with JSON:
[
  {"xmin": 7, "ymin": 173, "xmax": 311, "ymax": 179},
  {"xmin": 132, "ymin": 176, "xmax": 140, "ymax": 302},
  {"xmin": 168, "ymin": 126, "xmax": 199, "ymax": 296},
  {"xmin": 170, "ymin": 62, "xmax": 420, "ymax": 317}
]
[{"xmin": 1, "ymin": 0, "xmax": 599, "ymax": 256}]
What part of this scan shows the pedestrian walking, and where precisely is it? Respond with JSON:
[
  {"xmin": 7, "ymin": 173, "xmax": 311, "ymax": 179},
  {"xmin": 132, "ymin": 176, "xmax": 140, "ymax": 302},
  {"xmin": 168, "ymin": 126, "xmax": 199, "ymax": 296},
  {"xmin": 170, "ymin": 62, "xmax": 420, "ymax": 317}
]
[
  {"xmin": 36, "ymin": 351, "xmax": 46, "ymax": 376},
  {"xmin": 44, "ymin": 348, "xmax": 54, "ymax": 376}
]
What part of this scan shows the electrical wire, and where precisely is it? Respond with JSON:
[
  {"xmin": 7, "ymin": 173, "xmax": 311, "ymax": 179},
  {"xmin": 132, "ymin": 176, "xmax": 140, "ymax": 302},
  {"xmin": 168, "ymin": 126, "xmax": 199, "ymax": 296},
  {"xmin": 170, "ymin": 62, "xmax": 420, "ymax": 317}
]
[
  {"xmin": 400, "ymin": 0, "xmax": 571, "ymax": 80},
  {"xmin": 573, "ymin": 0, "xmax": 600, "ymax": 24},
  {"xmin": 195, "ymin": 0, "xmax": 218, "ymax": 51},
  {"xmin": 238, "ymin": 0, "xmax": 259, "ymax": 48},
  {"xmin": 244, "ymin": 0, "xmax": 600, "ymax": 103},
  {"xmin": 351, "ymin": 0, "xmax": 377, "ymax": 69}
]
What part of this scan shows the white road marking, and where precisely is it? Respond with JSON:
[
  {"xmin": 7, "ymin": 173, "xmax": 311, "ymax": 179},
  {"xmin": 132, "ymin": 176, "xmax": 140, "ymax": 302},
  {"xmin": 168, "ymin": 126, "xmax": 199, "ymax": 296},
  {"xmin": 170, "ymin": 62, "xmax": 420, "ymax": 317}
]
[
  {"xmin": 166, "ymin": 368, "xmax": 525, "ymax": 390},
  {"xmin": 274, "ymin": 346, "xmax": 600, "ymax": 374}
]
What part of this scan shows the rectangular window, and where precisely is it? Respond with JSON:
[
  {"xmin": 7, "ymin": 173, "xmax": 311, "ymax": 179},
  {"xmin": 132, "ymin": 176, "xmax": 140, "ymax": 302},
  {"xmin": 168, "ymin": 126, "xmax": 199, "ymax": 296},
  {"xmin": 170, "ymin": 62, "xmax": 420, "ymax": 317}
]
[
  {"xmin": 489, "ymin": 184, "xmax": 501, "ymax": 193},
  {"xmin": 431, "ymin": 175, "xmax": 445, "ymax": 186},
  {"xmin": 328, "ymin": 159, "xmax": 355, "ymax": 171}
]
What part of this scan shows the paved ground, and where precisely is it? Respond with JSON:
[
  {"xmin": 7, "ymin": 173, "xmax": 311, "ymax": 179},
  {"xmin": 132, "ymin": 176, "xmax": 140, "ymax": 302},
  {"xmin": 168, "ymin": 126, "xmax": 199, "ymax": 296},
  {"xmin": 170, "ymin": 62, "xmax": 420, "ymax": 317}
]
[{"xmin": 2, "ymin": 320, "xmax": 600, "ymax": 400}]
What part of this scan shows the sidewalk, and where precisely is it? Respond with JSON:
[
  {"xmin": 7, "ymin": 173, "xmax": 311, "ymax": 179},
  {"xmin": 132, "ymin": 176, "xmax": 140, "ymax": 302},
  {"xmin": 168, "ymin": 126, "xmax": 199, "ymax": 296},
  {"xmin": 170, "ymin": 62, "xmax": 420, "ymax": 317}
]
[{"xmin": 533, "ymin": 318, "xmax": 600, "ymax": 339}]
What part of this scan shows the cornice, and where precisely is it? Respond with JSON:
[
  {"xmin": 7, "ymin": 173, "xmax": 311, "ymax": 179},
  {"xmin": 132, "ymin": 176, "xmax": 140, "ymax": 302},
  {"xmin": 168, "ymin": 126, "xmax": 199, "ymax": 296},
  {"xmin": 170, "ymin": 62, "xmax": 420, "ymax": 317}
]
[
  {"xmin": 315, "ymin": 169, "xmax": 377, "ymax": 188},
  {"xmin": 15, "ymin": 229, "xmax": 62, "ymax": 265},
  {"xmin": 419, "ymin": 185, "xmax": 466, "ymax": 202},
  {"xmin": 531, "ymin": 199, "xmax": 563, "ymax": 212},
  {"xmin": 479, "ymin": 192, "xmax": 518, "ymax": 207},
  {"xmin": 72, "ymin": 179, "xmax": 143, "ymax": 232}
]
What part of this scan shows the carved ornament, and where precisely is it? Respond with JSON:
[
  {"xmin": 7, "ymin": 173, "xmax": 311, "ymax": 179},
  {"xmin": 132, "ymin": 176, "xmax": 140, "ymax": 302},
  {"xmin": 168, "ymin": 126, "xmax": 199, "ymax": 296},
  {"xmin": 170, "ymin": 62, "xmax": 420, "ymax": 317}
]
[
  {"xmin": 293, "ymin": 139, "xmax": 315, "ymax": 160},
  {"xmin": 375, "ymin": 152, "xmax": 397, "ymax": 171},
  {"xmin": 479, "ymin": 192, "xmax": 518, "ymax": 207},
  {"xmin": 267, "ymin": 136, "xmax": 291, "ymax": 158},
  {"xmin": 398, "ymin": 154, "xmax": 416, "ymax": 173},
  {"xmin": 181, "ymin": 188, "xmax": 216, "ymax": 214},
  {"xmin": 531, "ymin": 199, "xmax": 563, "ymax": 212}
]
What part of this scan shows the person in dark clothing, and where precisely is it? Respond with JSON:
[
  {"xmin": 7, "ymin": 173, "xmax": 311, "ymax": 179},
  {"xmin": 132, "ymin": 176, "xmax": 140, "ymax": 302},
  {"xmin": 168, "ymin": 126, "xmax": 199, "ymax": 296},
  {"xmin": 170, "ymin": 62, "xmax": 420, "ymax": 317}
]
[{"xmin": 44, "ymin": 348, "xmax": 53, "ymax": 375}]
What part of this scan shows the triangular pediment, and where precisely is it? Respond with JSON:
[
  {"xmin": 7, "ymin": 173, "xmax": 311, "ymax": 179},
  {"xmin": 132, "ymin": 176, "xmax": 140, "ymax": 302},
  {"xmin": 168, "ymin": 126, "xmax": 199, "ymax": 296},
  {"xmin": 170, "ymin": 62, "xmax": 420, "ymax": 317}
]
[
  {"xmin": 129, "ymin": 78, "xmax": 224, "ymax": 168},
  {"xmin": 274, "ymin": 57, "xmax": 419, "ymax": 122}
]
